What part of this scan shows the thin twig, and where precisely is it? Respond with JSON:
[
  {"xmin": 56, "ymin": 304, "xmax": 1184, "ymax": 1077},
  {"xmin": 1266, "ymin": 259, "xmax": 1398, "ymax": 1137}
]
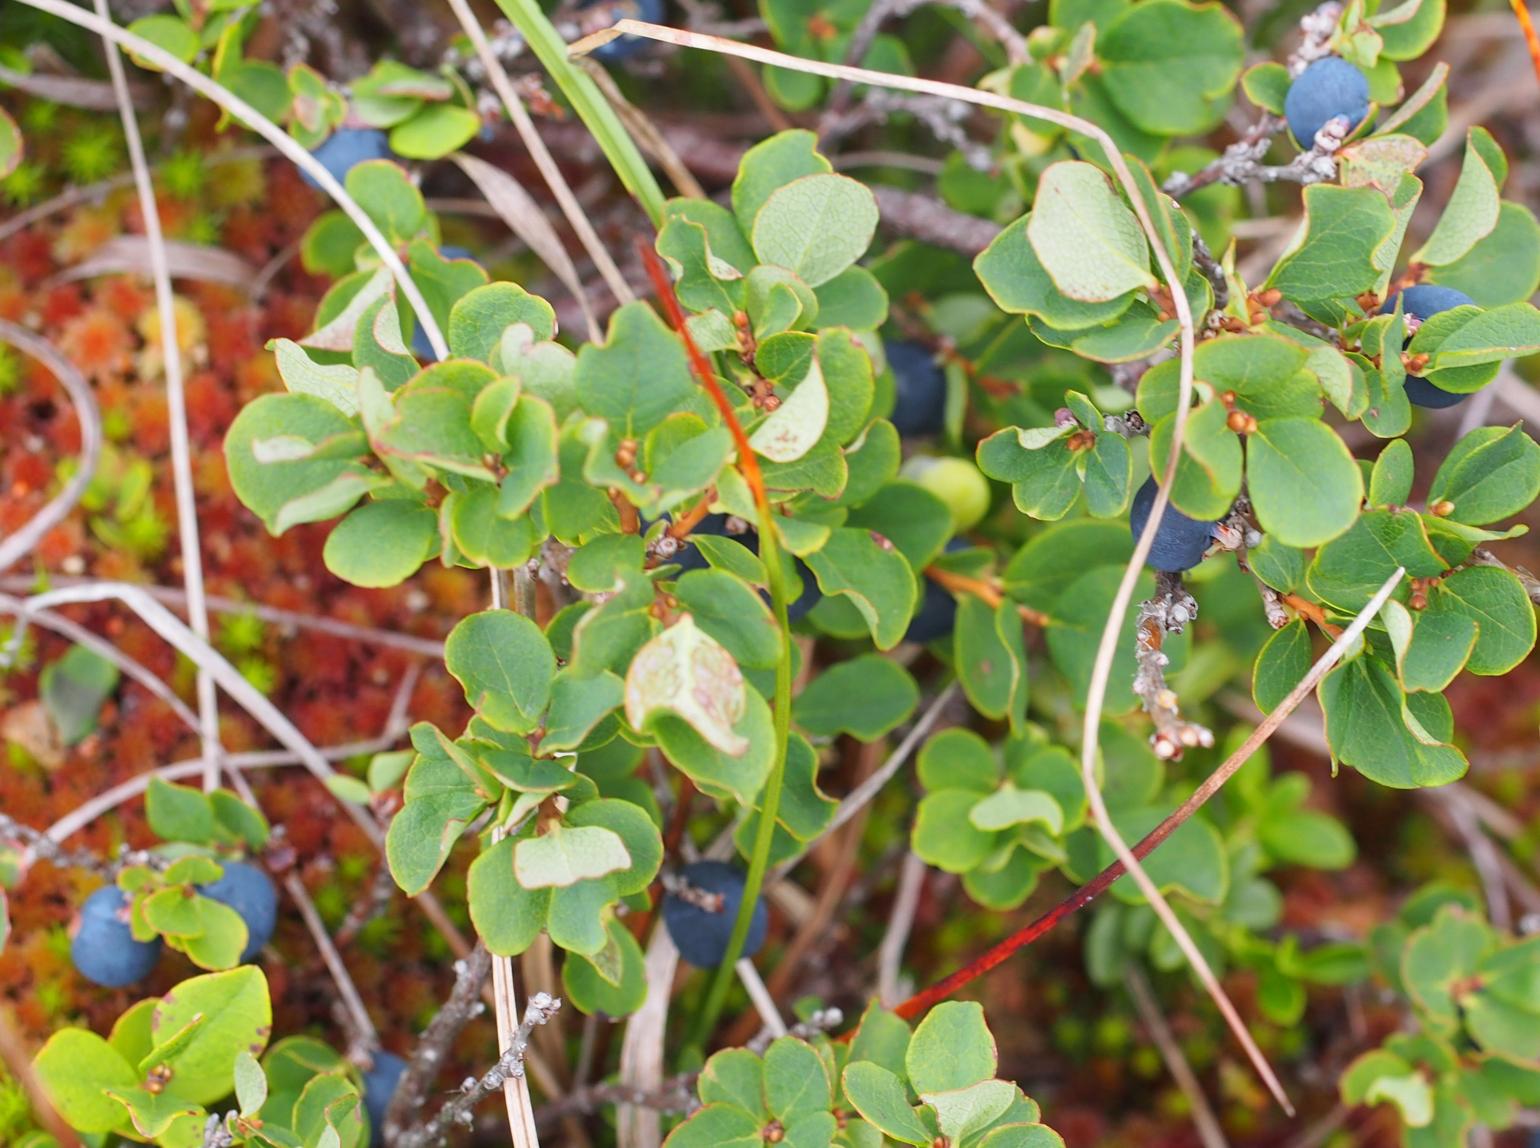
[
  {"xmin": 1126, "ymin": 966, "xmax": 1230, "ymax": 1148},
  {"xmin": 405, "ymin": 991, "xmax": 561, "ymax": 1147},
  {"xmin": 0, "ymin": 813, "xmax": 114, "ymax": 877},
  {"xmin": 0, "ymin": 322, "xmax": 102, "ymax": 576},
  {"xmin": 93, "ymin": 0, "xmax": 220, "ymax": 793},
  {"xmin": 387, "ymin": 944, "xmax": 494, "ymax": 1146},
  {"xmin": 537, "ymin": 1071, "xmax": 698, "ymax": 1128},
  {"xmin": 735, "ymin": 960, "xmax": 787, "ymax": 1037},
  {"xmin": 877, "ymin": 850, "xmax": 927, "ymax": 1007},
  {"xmin": 1133, "ymin": 574, "xmax": 1215, "ymax": 761},
  {"xmin": 0, "ymin": 575, "xmax": 447, "ymax": 657}
]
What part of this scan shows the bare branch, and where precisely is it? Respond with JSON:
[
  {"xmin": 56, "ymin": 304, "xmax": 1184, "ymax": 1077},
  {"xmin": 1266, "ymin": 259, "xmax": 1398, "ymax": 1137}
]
[
  {"xmin": 1134, "ymin": 573, "xmax": 1215, "ymax": 761},
  {"xmin": 399, "ymin": 991, "xmax": 562, "ymax": 1148},
  {"xmin": 386, "ymin": 944, "xmax": 493, "ymax": 1145}
]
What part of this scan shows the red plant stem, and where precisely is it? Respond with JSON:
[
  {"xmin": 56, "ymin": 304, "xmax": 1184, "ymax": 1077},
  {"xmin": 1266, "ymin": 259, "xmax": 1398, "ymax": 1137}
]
[
  {"xmin": 884, "ymin": 680, "xmax": 1321, "ymax": 1022},
  {"xmin": 1513, "ymin": 0, "xmax": 1540, "ymax": 85},
  {"xmin": 637, "ymin": 242, "xmax": 766, "ymax": 509},
  {"xmin": 889, "ymin": 807, "xmax": 1182, "ymax": 1021}
]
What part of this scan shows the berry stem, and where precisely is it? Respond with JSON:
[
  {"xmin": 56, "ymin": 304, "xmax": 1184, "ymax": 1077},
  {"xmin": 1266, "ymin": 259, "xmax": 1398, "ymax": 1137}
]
[
  {"xmin": 638, "ymin": 244, "xmax": 794, "ymax": 1054},
  {"xmin": 924, "ymin": 565, "xmax": 1051, "ymax": 628}
]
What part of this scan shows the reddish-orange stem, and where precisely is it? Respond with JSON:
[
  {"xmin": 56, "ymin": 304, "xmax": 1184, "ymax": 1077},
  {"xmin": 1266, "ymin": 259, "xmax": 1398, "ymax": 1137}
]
[
  {"xmin": 666, "ymin": 488, "xmax": 717, "ymax": 540},
  {"xmin": 1513, "ymin": 0, "xmax": 1540, "ymax": 85},
  {"xmin": 872, "ymin": 732, "xmax": 1263, "ymax": 1027},
  {"xmin": 925, "ymin": 566, "xmax": 1051, "ymax": 628},
  {"xmin": 1282, "ymin": 593, "xmax": 1342, "ymax": 639},
  {"xmin": 637, "ymin": 242, "xmax": 767, "ymax": 511}
]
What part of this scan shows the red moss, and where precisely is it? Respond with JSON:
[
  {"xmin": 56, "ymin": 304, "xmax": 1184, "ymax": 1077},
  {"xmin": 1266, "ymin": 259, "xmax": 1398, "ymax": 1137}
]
[{"xmin": 57, "ymin": 308, "xmax": 135, "ymax": 382}]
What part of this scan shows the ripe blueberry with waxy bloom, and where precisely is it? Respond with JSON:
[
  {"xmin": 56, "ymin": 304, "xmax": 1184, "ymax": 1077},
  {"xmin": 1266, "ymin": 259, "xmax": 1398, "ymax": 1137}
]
[
  {"xmin": 1284, "ymin": 57, "xmax": 1371, "ymax": 148},
  {"xmin": 905, "ymin": 538, "xmax": 971, "ymax": 645},
  {"xmin": 70, "ymin": 885, "xmax": 162, "ymax": 988},
  {"xmin": 669, "ymin": 514, "xmax": 823, "ymax": 621},
  {"xmin": 662, "ymin": 860, "xmax": 768, "ymax": 968},
  {"xmin": 303, "ymin": 128, "xmax": 392, "ymax": 189},
  {"xmin": 363, "ymin": 1050, "xmax": 408, "ymax": 1146},
  {"xmin": 886, "ymin": 340, "xmax": 947, "ymax": 437},
  {"xmin": 1380, "ymin": 284, "xmax": 1479, "ymax": 409},
  {"xmin": 198, "ymin": 860, "xmax": 278, "ymax": 963},
  {"xmin": 1129, "ymin": 476, "xmax": 1219, "ymax": 573}
]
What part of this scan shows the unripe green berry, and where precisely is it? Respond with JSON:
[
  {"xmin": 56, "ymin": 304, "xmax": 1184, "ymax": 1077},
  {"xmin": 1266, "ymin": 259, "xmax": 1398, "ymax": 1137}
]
[{"xmin": 901, "ymin": 456, "xmax": 991, "ymax": 531}]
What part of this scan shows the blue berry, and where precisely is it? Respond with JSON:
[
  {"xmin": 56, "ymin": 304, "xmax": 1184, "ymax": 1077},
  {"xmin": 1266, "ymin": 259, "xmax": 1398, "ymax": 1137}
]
[
  {"xmin": 583, "ymin": 0, "xmax": 665, "ymax": 60},
  {"xmin": 198, "ymin": 861, "xmax": 278, "ymax": 964},
  {"xmin": 886, "ymin": 340, "xmax": 947, "ymax": 437},
  {"xmin": 1129, "ymin": 476, "xmax": 1218, "ymax": 573},
  {"xmin": 662, "ymin": 860, "xmax": 768, "ymax": 969},
  {"xmin": 1284, "ymin": 58, "xmax": 1370, "ymax": 148},
  {"xmin": 70, "ymin": 886, "xmax": 162, "ymax": 988},
  {"xmin": 905, "ymin": 539, "xmax": 970, "ymax": 644},
  {"xmin": 362, "ymin": 1051, "xmax": 408, "ymax": 1147},
  {"xmin": 1380, "ymin": 285, "xmax": 1478, "ymax": 409},
  {"xmin": 303, "ymin": 128, "xmax": 392, "ymax": 189}
]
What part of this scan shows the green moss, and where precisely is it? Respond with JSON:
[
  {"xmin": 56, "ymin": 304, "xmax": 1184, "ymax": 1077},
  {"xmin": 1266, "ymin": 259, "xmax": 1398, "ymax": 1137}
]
[{"xmin": 60, "ymin": 124, "xmax": 123, "ymax": 184}]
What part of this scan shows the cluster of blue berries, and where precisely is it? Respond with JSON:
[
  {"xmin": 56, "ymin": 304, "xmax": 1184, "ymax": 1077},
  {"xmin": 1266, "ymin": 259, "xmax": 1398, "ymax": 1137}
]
[{"xmin": 70, "ymin": 860, "xmax": 277, "ymax": 988}]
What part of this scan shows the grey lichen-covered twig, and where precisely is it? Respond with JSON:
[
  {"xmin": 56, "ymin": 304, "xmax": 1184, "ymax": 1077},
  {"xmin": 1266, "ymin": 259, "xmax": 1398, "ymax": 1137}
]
[
  {"xmin": 0, "ymin": 814, "xmax": 119, "ymax": 877},
  {"xmin": 1163, "ymin": 1, "xmax": 1347, "ymax": 199},
  {"xmin": 745, "ymin": 1005, "xmax": 845, "ymax": 1054},
  {"xmin": 535, "ymin": 1072, "xmax": 701, "ymax": 1129},
  {"xmin": 397, "ymin": 988, "xmax": 563, "ymax": 1148},
  {"xmin": 385, "ymin": 943, "xmax": 494, "ymax": 1146},
  {"xmin": 1133, "ymin": 573, "xmax": 1215, "ymax": 762},
  {"xmin": 1163, "ymin": 113, "xmax": 1348, "ymax": 197}
]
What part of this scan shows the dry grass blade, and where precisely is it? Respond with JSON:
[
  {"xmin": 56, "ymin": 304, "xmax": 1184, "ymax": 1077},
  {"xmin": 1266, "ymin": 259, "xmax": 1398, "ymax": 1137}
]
[
  {"xmin": 0, "ymin": 60, "xmax": 152, "ymax": 110},
  {"xmin": 489, "ymin": 828, "xmax": 543, "ymax": 1148},
  {"xmin": 618, "ymin": 926, "xmax": 680, "ymax": 1148},
  {"xmin": 0, "ymin": 321, "xmax": 102, "ymax": 576},
  {"xmin": 1127, "ymin": 965, "xmax": 1230, "ymax": 1148},
  {"xmin": 0, "ymin": 574, "xmax": 448, "ymax": 656},
  {"xmin": 442, "ymin": 0, "xmax": 633, "ymax": 314},
  {"xmin": 9, "ymin": 582, "xmax": 385, "ymax": 846},
  {"xmin": 565, "ymin": 16, "xmax": 1303, "ymax": 1111},
  {"xmin": 0, "ymin": 594, "xmax": 201, "ymax": 732},
  {"xmin": 51, "ymin": 235, "xmax": 257, "ymax": 291},
  {"xmin": 450, "ymin": 152, "xmax": 601, "ymax": 341},
  {"xmin": 574, "ymin": 57, "xmax": 708, "ymax": 200},
  {"xmin": 92, "ymin": 0, "xmax": 221, "ymax": 793},
  {"xmin": 14, "ymin": 0, "xmax": 448, "ymax": 358},
  {"xmin": 889, "ymin": 568, "xmax": 1405, "ymax": 1024}
]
